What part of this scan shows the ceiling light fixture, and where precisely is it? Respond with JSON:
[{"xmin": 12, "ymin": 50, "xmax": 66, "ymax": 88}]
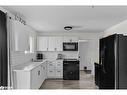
[{"xmin": 64, "ymin": 26, "xmax": 72, "ymax": 31}]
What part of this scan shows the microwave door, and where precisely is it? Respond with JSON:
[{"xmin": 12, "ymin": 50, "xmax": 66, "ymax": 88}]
[
  {"xmin": 63, "ymin": 43, "xmax": 78, "ymax": 51},
  {"xmin": 66, "ymin": 45, "xmax": 75, "ymax": 49}
]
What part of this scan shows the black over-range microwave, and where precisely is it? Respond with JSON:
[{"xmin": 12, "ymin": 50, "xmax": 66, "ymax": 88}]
[{"xmin": 63, "ymin": 42, "xmax": 78, "ymax": 51}]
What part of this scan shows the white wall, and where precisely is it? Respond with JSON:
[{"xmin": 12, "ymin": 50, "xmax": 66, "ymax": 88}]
[{"xmin": 11, "ymin": 52, "xmax": 36, "ymax": 67}]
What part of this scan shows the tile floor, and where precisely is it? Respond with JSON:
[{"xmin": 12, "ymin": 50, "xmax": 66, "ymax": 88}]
[{"xmin": 40, "ymin": 71, "xmax": 98, "ymax": 89}]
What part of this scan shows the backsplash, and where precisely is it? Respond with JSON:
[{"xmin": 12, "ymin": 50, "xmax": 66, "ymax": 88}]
[
  {"xmin": 10, "ymin": 51, "xmax": 36, "ymax": 67},
  {"xmin": 37, "ymin": 51, "xmax": 79, "ymax": 59}
]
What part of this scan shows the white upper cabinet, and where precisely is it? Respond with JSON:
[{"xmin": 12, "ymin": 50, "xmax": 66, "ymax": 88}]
[
  {"xmin": 48, "ymin": 37, "xmax": 63, "ymax": 51},
  {"xmin": 55, "ymin": 37, "xmax": 63, "ymax": 51},
  {"xmin": 63, "ymin": 36, "xmax": 79, "ymax": 42},
  {"xmin": 37, "ymin": 36, "xmax": 63, "ymax": 51},
  {"xmin": 37, "ymin": 37, "xmax": 49, "ymax": 51},
  {"xmin": 48, "ymin": 37, "xmax": 56, "ymax": 51}
]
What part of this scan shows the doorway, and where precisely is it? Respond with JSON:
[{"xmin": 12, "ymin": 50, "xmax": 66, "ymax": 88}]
[{"xmin": 79, "ymin": 40, "xmax": 93, "ymax": 74}]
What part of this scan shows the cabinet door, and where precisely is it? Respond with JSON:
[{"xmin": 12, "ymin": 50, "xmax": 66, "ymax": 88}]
[
  {"xmin": 47, "ymin": 70, "xmax": 55, "ymax": 78},
  {"xmin": 41, "ymin": 62, "xmax": 47, "ymax": 81},
  {"xmin": 55, "ymin": 69, "xmax": 63, "ymax": 78},
  {"xmin": 48, "ymin": 37, "xmax": 56, "ymax": 51},
  {"xmin": 55, "ymin": 61, "xmax": 63, "ymax": 78},
  {"xmin": 48, "ymin": 37, "xmax": 63, "ymax": 51},
  {"xmin": 43, "ymin": 62, "xmax": 47, "ymax": 79},
  {"xmin": 37, "ymin": 37, "xmax": 48, "ymax": 51},
  {"xmin": 41, "ymin": 64, "xmax": 45, "ymax": 83},
  {"xmin": 55, "ymin": 37, "xmax": 63, "ymax": 51},
  {"xmin": 47, "ymin": 62, "xmax": 55, "ymax": 69},
  {"xmin": 31, "ymin": 66, "xmax": 42, "ymax": 89},
  {"xmin": 47, "ymin": 62, "xmax": 55, "ymax": 78},
  {"xmin": 55, "ymin": 61, "xmax": 63, "ymax": 69}
]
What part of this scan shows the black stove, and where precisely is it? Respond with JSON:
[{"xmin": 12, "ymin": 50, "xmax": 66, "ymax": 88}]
[{"xmin": 63, "ymin": 58, "xmax": 79, "ymax": 80}]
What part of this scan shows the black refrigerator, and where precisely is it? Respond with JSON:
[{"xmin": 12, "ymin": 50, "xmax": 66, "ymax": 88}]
[
  {"xmin": 99, "ymin": 34, "xmax": 127, "ymax": 89},
  {"xmin": 0, "ymin": 10, "xmax": 8, "ymax": 87}
]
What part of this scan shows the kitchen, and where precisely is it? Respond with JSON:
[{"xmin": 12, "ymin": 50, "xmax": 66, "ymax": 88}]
[{"xmin": 1, "ymin": 6, "xmax": 127, "ymax": 89}]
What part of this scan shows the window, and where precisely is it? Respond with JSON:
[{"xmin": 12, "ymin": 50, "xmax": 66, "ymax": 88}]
[{"xmin": 29, "ymin": 36, "xmax": 35, "ymax": 53}]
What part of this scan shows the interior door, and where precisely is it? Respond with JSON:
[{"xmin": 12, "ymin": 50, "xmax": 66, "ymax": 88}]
[{"xmin": 0, "ymin": 10, "xmax": 8, "ymax": 87}]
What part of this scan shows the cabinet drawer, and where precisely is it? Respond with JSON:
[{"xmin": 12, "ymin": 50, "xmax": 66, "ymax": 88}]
[
  {"xmin": 47, "ymin": 70, "xmax": 55, "ymax": 78},
  {"xmin": 55, "ymin": 70, "xmax": 63, "ymax": 78},
  {"xmin": 55, "ymin": 63, "xmax": 63, "ymax": 69},
  {"xmin": 47, "ymin": 63, "xmax": 54, "ymax": 69}
]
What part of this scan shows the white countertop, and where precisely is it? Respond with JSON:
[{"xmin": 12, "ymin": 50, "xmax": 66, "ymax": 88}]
[
  {"xmin": 13, "ymin": 58, "xmax": 64, "ymax": 72},
  {"xmin": 13, "ymin": 59, "xmax": 47, "ymax": 71}
]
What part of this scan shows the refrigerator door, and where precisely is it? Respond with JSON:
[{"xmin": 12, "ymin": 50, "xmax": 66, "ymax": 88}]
[
  {"xmin": 105, "ymin": 35, "xmax": 116, "ymax": 89},
  {"xmin": 0, "ymin": 10, "xmax": 8, "ymax": 87},
  {"xmin": 99, "ymin": 35, "xmax": 116, "ymax": 89},
  {"xmin": 118, "ymin": 35, "xmax": 127, "ymax": 89}
]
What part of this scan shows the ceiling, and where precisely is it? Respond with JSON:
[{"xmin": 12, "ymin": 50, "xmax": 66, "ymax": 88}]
[{"xmin": 3, "ymin": 6, "xmax": 127, "ymax": 33}]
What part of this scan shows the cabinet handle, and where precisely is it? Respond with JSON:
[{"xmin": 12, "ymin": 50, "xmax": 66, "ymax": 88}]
[
  {"xmin": 54, "ymin": 48, "xmax": 57, "ymax": 51},
  {"xmin": 38, "ymin": 70, "xmax": 40, "ymax": 76},
  {"xmin": 29, "ymin": 44, "xmax": 30, "ymax": 51},
  {"xmin": 57, "ymin": 71, "xmax": 61, "ymax": 72},
  {"xmin": 49, "ymin": 64, "xmax": 53, "ymax": 66},
  {"xmin": 49, "ymin": 71, "xmax": 53, "ymax": 72},
  {"xmin": 47, "ymin": 48, "xmax": 48, "ymax": 51}
]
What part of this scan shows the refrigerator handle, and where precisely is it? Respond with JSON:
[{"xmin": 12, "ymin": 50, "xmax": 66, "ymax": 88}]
[
  {"xmin": 102, "ymin": 46, "xmax": 106, "ymax": 74},
  {"xmin": 101, "ymin": 46, "xmax": 106, "ymax": 73},
  {"xmin": 102, "ymin": 58, "xmax": 106, "ymax": 74}
]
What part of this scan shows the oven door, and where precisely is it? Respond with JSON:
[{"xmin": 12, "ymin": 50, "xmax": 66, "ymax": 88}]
[
  {"xmin": 63, "ymin": 60, "xmax": 79, "ymax": 80},
  {"xmin": 63, "ymin": 42, "xmax": 78, "ymax": 51}
]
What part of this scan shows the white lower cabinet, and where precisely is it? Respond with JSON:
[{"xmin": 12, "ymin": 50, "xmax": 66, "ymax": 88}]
[
  {"xmin": 41, "ymin": 62, "xmax": 47, "ymax": 81},
  {"xmin": 31, "ymin": 66, "xmax": 42, "ymax": 89},
  {"xmin": 13, "ymin": 61, "xmax": 47, "ymax": 89},
  {"xmin": 13, "ymin": 60, "xmax": 63, "ymax": 89},
  {"xmin": 47, "ymin": 70, "xmax": 55, "ymax": 78},
  {"xmin": 55, "ymin": 69, "xmax": 63, "ymax": 78},
  {"xmin": 47, "ymin": 60, "xmax": 63, "ymax": 78},
  {"xmin": 47, "ymin": 61, "xmax": 55, "ymax": 78},
  {"xmin": 31, "ymin": 62, "xmax": 47, "ymax": 89}
]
